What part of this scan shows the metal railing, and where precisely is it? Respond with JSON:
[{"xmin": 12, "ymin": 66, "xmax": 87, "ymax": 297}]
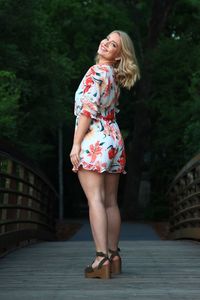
[
  {"xmin": 168, "ymin": 153, "xmax": 200, "ymax": 240},
  {"xmin": 0, "ymin": 141, "xmax": 57, "ymax": 255}
]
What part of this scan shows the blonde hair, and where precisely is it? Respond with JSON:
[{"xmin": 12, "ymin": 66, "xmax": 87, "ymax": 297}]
[{"xmin": 96, "ymin": 30, "xmax": 140, "ymax": 90}]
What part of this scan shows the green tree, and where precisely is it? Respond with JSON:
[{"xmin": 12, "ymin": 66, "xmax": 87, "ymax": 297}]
[
  {"xmin": 145, "ymin": 0, "xmax": 200, "ymax": 219},
  {"xmin": 0, "ymin": 71, "xmax": 20, "ymax": 139},
  {"xmin": 0, "ymin": 0, "xmax": 135, "ymax": 217}
]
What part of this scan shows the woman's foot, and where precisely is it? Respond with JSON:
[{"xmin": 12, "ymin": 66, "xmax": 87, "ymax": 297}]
[
  {"xmin": 85, "ymin": 252, "xmax": 111, "ymax": 279},
  {"xmin": 109, "ymin": 248, "xmax": 122, "ymax": 274},
  {"xmin": 91, "ymin": 254, "xmax": 110, "ymax": 269}
]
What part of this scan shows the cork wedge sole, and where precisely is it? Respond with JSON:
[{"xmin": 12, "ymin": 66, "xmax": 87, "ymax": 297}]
[
  {"xmin": 85, "ymin": 263, "xmax": 111, "ymax": 279},
  {"xmin": 109, "ymin": 248, "xmax": 122, "ymax": 275},
  {"xmin": 85, "ymin": 251, "xmax": 111, "ymax": 279},
  {"xmin": 111, "ymin": 257, "xmax": 121, "ymax": 275}
]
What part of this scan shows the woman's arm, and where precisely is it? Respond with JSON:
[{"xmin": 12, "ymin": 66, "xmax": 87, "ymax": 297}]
[{"xmin": 70, "ymin": 114, "xmax": 91, "ymax": 172}]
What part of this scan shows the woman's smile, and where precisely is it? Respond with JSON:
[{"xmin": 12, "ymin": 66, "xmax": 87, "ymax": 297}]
[
  {"xmin": 100, "ymin": 45, "xmax": 108, "ymax": 52},
  {"xmin": 97, "ymin": 32, "xmax": 121, "ymax": 63}
]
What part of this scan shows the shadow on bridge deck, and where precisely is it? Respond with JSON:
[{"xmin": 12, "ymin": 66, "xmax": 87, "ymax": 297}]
[{"xmin": 0, "ymin": 220, "xmax": 200, "ymax": 300}]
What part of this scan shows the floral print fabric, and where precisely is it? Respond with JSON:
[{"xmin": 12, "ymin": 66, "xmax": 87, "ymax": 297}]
[{"xmin": 74, "ymin": 64, "xmax": 126, "ymax": 173}]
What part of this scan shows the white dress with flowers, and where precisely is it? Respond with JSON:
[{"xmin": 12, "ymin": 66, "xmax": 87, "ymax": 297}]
[{"xmin": 74, "ymin": 64, "xmax": 126, "ymax": 173}]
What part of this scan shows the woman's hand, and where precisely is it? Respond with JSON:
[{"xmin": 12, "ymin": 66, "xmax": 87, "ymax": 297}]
[{"xmin": 70, "ymin": 143, "xmax": 81, "ymax": 173}]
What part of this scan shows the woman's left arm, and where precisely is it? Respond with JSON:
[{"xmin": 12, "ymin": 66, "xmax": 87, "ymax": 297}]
[{"xmin": 70, "ymin": 114, "xmax": 91, "ymax": 172}]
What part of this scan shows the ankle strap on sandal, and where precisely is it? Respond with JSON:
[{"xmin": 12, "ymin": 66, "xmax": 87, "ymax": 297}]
[
  {"xmin": 96, "ymin": 251, "xmax": 110, "ymax": 269},
  {"xmin": 109, "ymin": 248, "xmax": 120, "ymax": 259},
  {"xmin": 96, "ymin": 251, "xmax": 108, "ymax": 257}
]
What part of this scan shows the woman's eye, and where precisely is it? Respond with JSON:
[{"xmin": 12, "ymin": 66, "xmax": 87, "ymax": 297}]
[{"xmin": 112, "ymin": 42, "xmax": 116, "ymax": 48}]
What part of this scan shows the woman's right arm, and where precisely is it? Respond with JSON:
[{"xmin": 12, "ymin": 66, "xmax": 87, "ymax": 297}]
[{"xmin": 70, "ymin": 65, "xmax": 105, "ymax": 172}]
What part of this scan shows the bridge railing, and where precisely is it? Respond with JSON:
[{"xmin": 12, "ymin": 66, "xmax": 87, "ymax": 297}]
[
  {"xmin": 168, "ymin": 153, "xmax": 200, "ymax": 240},
  {"xmin": 0, "ymin": 142, "xmax": 58, "ymax": 255}
]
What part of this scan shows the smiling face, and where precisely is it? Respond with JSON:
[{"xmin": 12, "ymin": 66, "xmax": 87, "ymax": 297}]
[{"xmin": 97, "ymin": 32, "xmax": 122, "ymax": 64}]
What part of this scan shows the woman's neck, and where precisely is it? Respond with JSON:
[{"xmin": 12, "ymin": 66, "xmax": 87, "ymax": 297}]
[{"xmin": 98, "ymin": 58, "xmax": 114, "ymax": 66}]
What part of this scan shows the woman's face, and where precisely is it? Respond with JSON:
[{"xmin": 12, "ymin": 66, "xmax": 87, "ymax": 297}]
[{"xmin": 97, "ymin": 32, "xmax": 122, "ymax": 63}]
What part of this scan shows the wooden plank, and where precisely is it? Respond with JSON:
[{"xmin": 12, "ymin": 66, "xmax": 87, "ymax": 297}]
[{"xmin": 0, "ymin": 239, "xmax": 200, "ymax": 299}]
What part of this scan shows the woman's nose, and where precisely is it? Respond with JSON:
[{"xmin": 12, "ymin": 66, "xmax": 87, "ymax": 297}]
[{"xmin": 104, "ymin": 40, "xmax": 109, "ymax": 46}]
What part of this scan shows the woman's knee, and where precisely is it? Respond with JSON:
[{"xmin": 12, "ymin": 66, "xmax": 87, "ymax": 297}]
[
  {"xmin": 105, "ymin": 194, "xmax": 118, "ymax": 208},
  {"xmin": 87, "ymin": 192, "xmax": 106, "ymax": 208}
]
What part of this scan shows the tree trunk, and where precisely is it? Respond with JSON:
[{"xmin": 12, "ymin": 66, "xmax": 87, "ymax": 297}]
[{"xmin": 123, "ymin": 0, "xmax": 174, "ymax": 219}]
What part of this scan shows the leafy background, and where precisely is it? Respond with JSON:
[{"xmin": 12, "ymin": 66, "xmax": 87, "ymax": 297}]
[{"xmin": 0, "ymin": 0, "xmax": 200, "ymax": 220}]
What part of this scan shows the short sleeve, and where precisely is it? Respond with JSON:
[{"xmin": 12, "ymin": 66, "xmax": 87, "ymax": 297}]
[{"xmin": 75, "ymin": 65, "xmax": 106, "ymax": 119}]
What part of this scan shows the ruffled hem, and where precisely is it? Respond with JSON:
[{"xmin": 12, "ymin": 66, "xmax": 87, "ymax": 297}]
[{"xmin": 72, "ymin": 163, "xmax": 126, "ymax": 174}]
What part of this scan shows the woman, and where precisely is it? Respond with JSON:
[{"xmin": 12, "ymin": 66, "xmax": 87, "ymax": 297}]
[{"xmin": 70, "ymin": 30, "xmax": 140, "ymax": 279}]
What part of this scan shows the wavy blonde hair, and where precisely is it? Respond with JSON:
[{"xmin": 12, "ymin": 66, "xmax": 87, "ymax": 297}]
[{"xmin": 96, "ymin": 30, "xmax": 140, "ymax": 90}]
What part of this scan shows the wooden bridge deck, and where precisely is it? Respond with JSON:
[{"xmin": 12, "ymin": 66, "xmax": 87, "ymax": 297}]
[{"xmin": 0, "ymin": 223, "xmax": 200, "ymax": 300}]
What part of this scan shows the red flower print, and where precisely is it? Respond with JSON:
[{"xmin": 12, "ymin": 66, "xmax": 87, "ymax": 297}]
[
  {"xmin": 106, "ymin": 109, "xmax": 115, "ymax": 121},
  {"xmin": 118, "ymin": 150, "xmax": 126, "ymax": 166},
  {"xmin": 88, "ymin": 141, "xmax": 102, "ymax": 163},
  {"xmin": 81, "ymin": 109, "xmax": 91, "ymax": 118},
  {"xmin": 108, "ymin": 147, "xmax": 117, "ymax": 159},
  {"xmin": 84, "ymin": 77, "xmax": 94, "ymax": 93},
  {"xmin": 94, "ymin": 161, "xmax": 107, "ymax": 172},
  {"xmin": 88, "ymin": 67, "xmax": 96, "ymax": 76},
  {"xmin": 118, "ymin": 137, "xmax": 123, "ymax": 146},
  {"xmin": 104, "ymin": 77, "xmax": 111, "ymax": 97}
]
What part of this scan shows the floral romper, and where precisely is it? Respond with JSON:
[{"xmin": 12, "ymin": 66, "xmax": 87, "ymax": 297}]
[{"xmin": 74, "ymin": 64, "xmax": 126, "ymax": 174}]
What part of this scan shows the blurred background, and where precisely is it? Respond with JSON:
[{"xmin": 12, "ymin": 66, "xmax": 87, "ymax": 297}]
[{"xmin": 1, "ymin": 0, "xmax": 200, "ymax": 222}]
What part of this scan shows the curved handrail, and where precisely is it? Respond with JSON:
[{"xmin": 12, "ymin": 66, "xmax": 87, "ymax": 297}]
[
  {"xmin": 167, "ymin": 152, "xmax": 200, "ymax": 240},
  {"xmin": 0, "ymin": 140, "xmax": 58, "ymax": 255}
]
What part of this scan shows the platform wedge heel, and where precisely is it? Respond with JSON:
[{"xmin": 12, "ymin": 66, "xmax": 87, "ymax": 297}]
[
  {"xmin": 109, "ymin": 248, "xmax": 122, "ymax": 275},
  {"xmin": 85, "ymin": 252, "xmax": 111, "ymax": 279}
]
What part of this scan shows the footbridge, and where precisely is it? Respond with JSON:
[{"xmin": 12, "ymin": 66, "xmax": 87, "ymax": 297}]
[{"xmin": 1, "ymin": 143, "xmax": 200, "ymax": 300}]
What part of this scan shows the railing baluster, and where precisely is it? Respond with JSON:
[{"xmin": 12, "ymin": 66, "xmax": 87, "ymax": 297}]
[
  {"xmin": 0, "ymin": 147, "xmax": 58, "ymax": 256},
  {"xmin": 168, "ymin": 153, "xmax": 200, "ymax": 240}
]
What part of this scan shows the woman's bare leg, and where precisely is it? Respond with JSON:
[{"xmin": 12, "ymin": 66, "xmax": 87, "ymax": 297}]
[
  {"xmin": 104, "ymin": 173, "xmax": 121, "ymax": 251},
  {"xmin": 78, "ymin": 168, "xmax": 109, "ymax": 268}
]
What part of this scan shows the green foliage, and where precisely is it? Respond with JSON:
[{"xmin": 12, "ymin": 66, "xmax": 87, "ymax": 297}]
[
  {"xmin": 0, "ymin": 0, "xmax": 134, "ymax": 166},
  {"xmin": 0, "ymin": 71, "xmax": 20, "ymax": 139},
  {"xmin": 1, "ymin": 0, "xmax": 199, "ymax": 221},
  {"xmin": 147, "ymin": 0, "xmax": 200, "ymax": 218},
  {"xmin": 183, "ymin": 69, "xmax": 200, "ymax": 157}
]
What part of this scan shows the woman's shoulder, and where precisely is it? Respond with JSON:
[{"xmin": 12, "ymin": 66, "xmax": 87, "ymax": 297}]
[{"xmin": 87, "ymin": 64, "xmax": 113, "ymax": 78}]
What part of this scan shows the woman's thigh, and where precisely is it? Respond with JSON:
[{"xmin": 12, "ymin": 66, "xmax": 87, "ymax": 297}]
[{"xmin": 78, "ymin": 168, "xmax": 105, "ymax": 202}]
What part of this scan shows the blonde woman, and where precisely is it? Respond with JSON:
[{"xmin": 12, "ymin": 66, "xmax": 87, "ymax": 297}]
[{"xmin": 70, "ymin": 30, "xmax": 140, "ymax": 279}]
